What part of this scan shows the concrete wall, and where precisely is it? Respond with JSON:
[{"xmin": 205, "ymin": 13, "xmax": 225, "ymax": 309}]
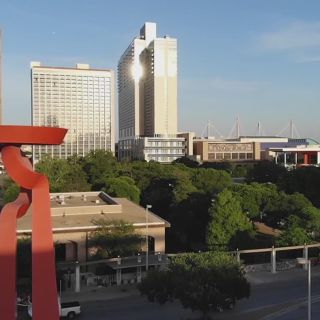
[
  {"xmin": 135, "ymin": 226, "xmax": 166, "ymax": 253},
  {"xmin": 53, "ymin": 232, "xmax": 87, "ymax": 262}
]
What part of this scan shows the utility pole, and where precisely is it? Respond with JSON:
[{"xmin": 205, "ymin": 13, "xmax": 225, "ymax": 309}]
[{"xmin": 145, "ymin": 204, "xmax": 152, "ymax": 271}]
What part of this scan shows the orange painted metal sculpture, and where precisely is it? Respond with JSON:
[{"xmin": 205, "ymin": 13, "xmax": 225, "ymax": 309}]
[{"xmin": 0, "ymin": 126, "xmax": 67, "ymax": 320}]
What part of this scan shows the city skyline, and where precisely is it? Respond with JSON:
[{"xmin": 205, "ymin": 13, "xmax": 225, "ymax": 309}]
[{"xmin": 1, "ymin": 0, "xmax": 320, "ymax": 140}]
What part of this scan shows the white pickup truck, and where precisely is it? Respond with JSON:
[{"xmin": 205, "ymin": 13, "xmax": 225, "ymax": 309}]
[{"xmin": 28, "ymin": 300, "xmax": 81, "ymax": 319}]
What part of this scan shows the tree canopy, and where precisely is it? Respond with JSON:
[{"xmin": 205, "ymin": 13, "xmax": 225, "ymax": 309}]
[
  {"xmin": 191, "ymin": 168, "xmax": 232, "ymax": 195},
  {"xmin": 3, "ymin": 149, "xmax": 320, "ymax": 253},
  {"xmin": 88, "ymin": 218, "xmax": 141, "ymax": 259},
  {"xmin": 36, "ymin": 155, "xmax": 90, "ymax": 192},
  {"xmin": 139, "ymin": 252, "xmax": 250, "ymax": 319},
  {"xmin": 104, "ymin": 176, "xmax": 140, "ymax": 203},
  {"xmin": 82, "ymin": 149, "xmax": 118, "ymax": 190},
  {"xmin": 278, "ymin": 166, "xmax": 320, "ymax": 207},
  {"xmin": 206, "ymin": 190, "xmax": 254, "ymax": 250}
]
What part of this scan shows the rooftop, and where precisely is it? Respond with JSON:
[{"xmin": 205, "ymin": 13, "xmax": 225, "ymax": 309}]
[
  {"xmin": 17, "ymin": 192, "xmax": 170, "ymax": 233},
  {"xmin": 31, "ymin": 62, "xmax": 112, "ymax": 73}
]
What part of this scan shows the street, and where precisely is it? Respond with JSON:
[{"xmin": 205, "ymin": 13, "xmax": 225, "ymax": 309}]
[
  {"xmin": 74, "ymin": 266, "xmax": 320, "ymax": 320},
  {"xmin": 18, "ymin": 267, "xmax": 320, "ymax": 319}
]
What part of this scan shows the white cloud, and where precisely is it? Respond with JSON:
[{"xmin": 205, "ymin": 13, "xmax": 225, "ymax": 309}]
[{"xmin": 258, "ymin": 21, "xmax": 320, "ymax": 51}]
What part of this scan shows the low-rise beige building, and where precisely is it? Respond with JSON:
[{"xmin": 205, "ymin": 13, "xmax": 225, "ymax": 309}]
[
  {"xmin": 17, "ymin": 192, "xmax": 170, "ymax": 263},
  {"xmin": 193, "ymin": 138, "xmax": 261, "ymax": 162}
]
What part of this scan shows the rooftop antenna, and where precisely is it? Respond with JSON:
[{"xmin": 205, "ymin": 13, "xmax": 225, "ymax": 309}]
[
  {"xmin": 290, "ymin": 119, "xmax": 293, "ymax": 139},
  {"xmin": 227, "ymin": 116, "xmax": 242, "ymax": 139},
  {"xmin": 276, "ymin": 120, "xmax": 301, "ymax": 138},
  {"xmin": 255, "ymin": 121, "xmax": 267, "ymax": 136},
  {"xmin": 236, "ymin": 116, "xmax": 240, "ymax": 138},
  {"xmin": 201, "ymin": 120, "xmax": 224, "ymax": 139}
]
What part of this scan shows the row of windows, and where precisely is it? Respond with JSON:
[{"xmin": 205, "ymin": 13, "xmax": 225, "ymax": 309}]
[
  {"xmin": 33, "ymin": 89, "xmax": 110, "ymax": 94},
  {"xmin": 34, "ymin": 98, "xmax": 110, "ymax": 105},
  {"xmin": 33, "ymin": 94, "xmax": 110, "ymax": 98},
  {"xmin": 33, "ymin": 102, "xmax": 111, "ymax": 106},
  {"xmin": 33, "ymin": 80, "xmax": 110, "ymax": 84},
  {"xmin": 208, "ymin": 152, "xmax": 254, "ymax": 160},
  {"xmin": 33, "ymin": 81, "xmax": 111, "ymax": 85},
  {"xmin": 33, "ymin": 112, "xmax": 111, "ymax": 116},
  {"xmin": 33, "ymin": 75, "xmax": 111, "ymax": 80},
  {"xmin": 146, "ymin": 149, "xmax": 184, "ymax": 154},
  {"xmin": 34, "ymin": 145, "xmax": 112, "ymax": 160},
  {"xmin": 147, "ymin": 141, "xmax": 184, "ymax": 147},
  {"xmin": 33, "ymin": 84, "xmax": 110, "ymax": 88}
]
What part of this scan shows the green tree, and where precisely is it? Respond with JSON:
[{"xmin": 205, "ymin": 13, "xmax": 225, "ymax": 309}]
[
  {"xmin": 263, "ymin": 192, "xmax": 312, "ymax": 229},
  {"xmin": 278, "ymin": 167, "xmax": 320, "ymax": 207},
  {"xmin": 276, "ymin": 225, "xmax": 312, "ymax": 246},
  {"xmin": 82, "ymin": 150, "xmax": 118, "ymax": 190},
  {"xmin": 172, "ymin": 156, "xmax": 199, "ymax": 168},
  {"xmin": 63, "ymin": 163, "xmax": 91, "ymax": 191},
  {"xmin": 303, "ymin": 206, "xmax": 320, "ymax": 235},
  {"xmin": 191, "ymin": 168, "xmax": 231, "ymax": 195},
  {"xmin": 169, "ymin": 192, "xmax": 212, "ymax": 252},
  {"xmin": 104, "ymin": 177, "xmax": 140, "ymax": 203},
  {"xmin": 139, "ymin": 252, "xmax": 250, "ymax": 320},
  {"xmin": 231, "ymin": 183, "xmax": 278, "ymax": 220},
  {"xmin": 36, "ymin": 156, "xmax": 90, "ymax": 192},
  {"xmin": 200, "ymin": 161, "xmax": 235, "ymax": 173},
  {"xmin": 231, "ymin": 165, "xmax": 250, "ymax": 178},
  {"xmin": 88, "ymin": 219, "xmax": 141, "ymax": 259},
  {"xmin": 206, "ymin": 190, "xmax": 254, "ymax": 250},
  {"xmin": 247, "ymin": 161, "xmax": 286, "ymax": 184},
  {"xmin": 140, "ymin": 165, "xmax": 196, "ymax": 219},
  {"xmin": 36, "ymin": 155, "xmax": 70, "ymax": 191},
  {"xmin": 3, "ymin": 180, "xmax": 20, "ymax": 203}
]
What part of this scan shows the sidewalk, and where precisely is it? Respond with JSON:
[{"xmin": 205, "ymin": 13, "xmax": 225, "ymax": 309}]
[
  {"xmin": 214, "ymin": 300, "xmax": 305, "ymax": 320},
  {"xmin": 247, "ymin": 265, "xmax": 320, "ymax": 285},
  {"xmin": 61, "ymin": 284, "xmax": 140, "ymax": 303}
]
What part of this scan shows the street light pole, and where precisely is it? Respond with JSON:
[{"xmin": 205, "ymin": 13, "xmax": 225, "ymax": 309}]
[
  {"xmin": 297, "ymin": 257, "xmax": 311, "ymax": 320},
  {"xmin": 308, "ymin": 260, "xmax": 311, "ymax": 320},
  {"xmin": 145, "ymin": 205, "xmax": 152, "ymax": 272}
]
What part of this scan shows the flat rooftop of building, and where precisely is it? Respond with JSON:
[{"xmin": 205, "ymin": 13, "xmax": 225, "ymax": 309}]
[
  {"xmin": 50, "ymin": 192, "xmax": 116, "ymax": 208},
  {"xmin": 268, "ymin": 145, "xmax": 320, "ymax": 152},
  {"xmin": 17, "ymin": 192, "xmax": 170, "ymax": 233},
  {"xmin": 31, "ymin": 64, "xmax": 112, "ymax": 73},
  {"xmin": 239, "ymin": 136, "xmax": 287, "ymax": 139}
]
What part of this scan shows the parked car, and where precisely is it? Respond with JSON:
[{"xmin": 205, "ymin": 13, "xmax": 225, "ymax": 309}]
[
  {"xmin": 209, "ymin": 296, "xmax": 235, "ymax": 313},
  {"xmin": 60, "ymin": 301, "xmax": 81, "ymax": 319},
  {"xmin": 28, "ymin": 300, "xmax": 81, "ymax": 319},
  {"xmin": 216, "ymin": 297, "xmax": 235, "ymax": 312}
]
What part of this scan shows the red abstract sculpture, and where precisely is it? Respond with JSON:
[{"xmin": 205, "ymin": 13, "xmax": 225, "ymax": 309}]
[{"xmin": 0, "ymin": 125, "xmax": 67, "ymax": 320}]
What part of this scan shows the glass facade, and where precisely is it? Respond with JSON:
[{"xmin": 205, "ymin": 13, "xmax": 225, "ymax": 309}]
[{"xmin": 31, "ymin": 65, "xmax": 114, "ymax": 161}]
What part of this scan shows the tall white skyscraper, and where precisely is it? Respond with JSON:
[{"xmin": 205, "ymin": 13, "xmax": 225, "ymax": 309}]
[
  {"xmin": 31, "ymin": 62, "xmax": 115, "ymax": 161},
  {"xmin": 118, "ymin": 22, "xmax": 184, "ymax": 162}
]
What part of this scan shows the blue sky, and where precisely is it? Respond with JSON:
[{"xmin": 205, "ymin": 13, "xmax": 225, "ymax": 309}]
[{"xmin": 1, "ymin": 0, "xmax": 320, "ymax": 140}]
